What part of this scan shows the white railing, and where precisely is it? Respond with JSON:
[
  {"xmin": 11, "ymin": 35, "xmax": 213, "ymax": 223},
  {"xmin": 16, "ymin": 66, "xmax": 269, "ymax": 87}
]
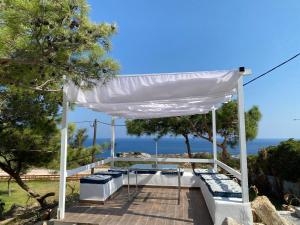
[
  {"xmin": 114, "ymin": 157, "xmax": 214, "ymax": 163},
  {"xmin": 66, "ymin": 157, "xmax": 241, "ymax": 180},
  {"xmin": 66, "ymin": 157, "xmax": 214, "ymax": 177},
  {"xmin": 66, "ymin": 158, "xmax": 112, "ymax": 177},
  {"xmin": 216, "ymin": 160, "xmax": 241, "ymax": 180}
]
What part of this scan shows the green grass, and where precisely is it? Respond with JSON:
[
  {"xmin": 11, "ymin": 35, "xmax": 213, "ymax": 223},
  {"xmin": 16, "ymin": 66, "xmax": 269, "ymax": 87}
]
[{"xmin": 0, "ymin": 180, "xmax": 79, "ymax": 212}]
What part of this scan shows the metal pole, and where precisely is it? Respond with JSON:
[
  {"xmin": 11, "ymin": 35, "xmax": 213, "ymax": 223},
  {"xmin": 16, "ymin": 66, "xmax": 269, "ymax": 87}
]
[
  {"xmin": 91, "ymin": 119, "xmax": 97, "ymax": 174},
  {"xmin": 212, "ymin": 108, "xmax": 217, "ymax": 171},
  {"xmin": 58, "ymin": 89, "xmax": 69, "ymax": 219},
  {"xmin": 237, "ymin": 76, "xmax": 250, "ymax": 203},
  {"xmin": 111, "ymin": 117, "xmax": 115, "ymax": 168}
]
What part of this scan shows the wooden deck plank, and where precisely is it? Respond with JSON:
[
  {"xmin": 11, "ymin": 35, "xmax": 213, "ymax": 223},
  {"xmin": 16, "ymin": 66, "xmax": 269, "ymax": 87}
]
[{"xmin": 62, "ymin": 187, "xmax": 213, "ymax": 225}]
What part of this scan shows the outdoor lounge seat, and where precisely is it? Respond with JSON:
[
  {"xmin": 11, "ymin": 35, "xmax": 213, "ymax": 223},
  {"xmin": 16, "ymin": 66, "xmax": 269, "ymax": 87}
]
[
  {"xmin": 95, "ymin": 171, "xmax": 123, "ymax": 178},
  {"xmin": 108, "ymin": 168, "xmax": 157, "ymax": 174},
  {"xmin": 204, "ymin": 179, "xmax": 242, "ymax": 198},
  {"xmin": 108, "ymin": 168, "xmax": 128, "ymax": 174},
  {"xmin": 199, "ymin": 177, "xmax": 252, "ymax": 225},
  {"xmin": 94, "ymin": 171, "xmax": 123, "ymax": 194},
  {"xmin": 80, "ymin": 174, "xmax": 112, "ymax": 184},
  {"xmin": 134, "ymin": 170, "xmax": 157, "ymax": 174},
  {"xmin": 161, "ymin": 169, "xmax": 184, "ymax": 176},
  {"xmin": 80, "ymin": 175, "xmax": 112, "ymax": 202},
  {"xmin": 108, "ymin": 168, "xmax": 129, "ymax": 174},
  {"xmin": 200, "ymin": 173, "xmax": 231, "ymax": 181},
  {"xmin": 194, "ymin": 168, "xmax": 216, "ymax": 176}
]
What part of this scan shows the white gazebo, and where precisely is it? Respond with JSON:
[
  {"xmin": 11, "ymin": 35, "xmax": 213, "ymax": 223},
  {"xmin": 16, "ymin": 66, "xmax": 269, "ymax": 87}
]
[{"xmin": 58, "ymin": 67, "xmax": 252, "ymax": 224}]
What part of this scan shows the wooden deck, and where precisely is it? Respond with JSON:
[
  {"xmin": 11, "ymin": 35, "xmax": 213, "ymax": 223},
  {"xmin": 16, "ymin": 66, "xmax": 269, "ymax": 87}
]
[{"xmin": 58, "ymin": 187, "xmax": 213, "ymax": 225}]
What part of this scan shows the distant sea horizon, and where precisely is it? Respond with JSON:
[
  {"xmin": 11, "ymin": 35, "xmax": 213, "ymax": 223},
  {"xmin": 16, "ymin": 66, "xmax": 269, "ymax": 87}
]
[{"xmin": 84, "ymin": 137, "xmax": 290, "ymax": 158}]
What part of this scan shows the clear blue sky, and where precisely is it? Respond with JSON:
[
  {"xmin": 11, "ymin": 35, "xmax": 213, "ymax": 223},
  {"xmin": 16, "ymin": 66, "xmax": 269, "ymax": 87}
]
[{"xmin": 69, "ymin": 0, "xmax": 300, "ymax": 139}]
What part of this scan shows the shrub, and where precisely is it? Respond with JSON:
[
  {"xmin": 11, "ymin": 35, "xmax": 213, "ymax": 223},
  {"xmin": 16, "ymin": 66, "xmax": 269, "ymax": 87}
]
[{"xmin": 259, "ymin": 139, "xmax": 300, "ymax": 182}]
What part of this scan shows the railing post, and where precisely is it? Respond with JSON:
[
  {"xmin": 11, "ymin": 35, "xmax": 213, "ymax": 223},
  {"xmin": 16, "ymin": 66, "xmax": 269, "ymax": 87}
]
[
  {"xmin": 58, "ymin": 88, "xmax": 69, "ymax": 219},
  {"xmin": 212, "ymin": 108, "xmax": 218, "ymax": 171},
  {"xmin": 237, "ymin": 75, "xmax": 250, "ymax": 203},
  {"xmin": 111, "ymin": 117, "xmax": 115, "ymax": 168}
]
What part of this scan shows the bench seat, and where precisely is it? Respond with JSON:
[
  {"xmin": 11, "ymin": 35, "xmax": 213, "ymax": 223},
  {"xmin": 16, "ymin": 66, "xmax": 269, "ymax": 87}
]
[
  {"xmin": 194, "ymin": 168, "xmax": 217, "ymax": 176},
  {"xmin": 200, "ymin": 173, "xmax": 231, "ymax": 181},
  {"xmin": 80, "ymin": 175, "xmax": 112, "ymax": 202},
  {"xmin": 94, "ymin": 171, "xmax": 123, "ymax": 195},
  {"xmin": 199, "ymin": 177, "xmax": 253, "ymax": 225},
  {"xmin": 161, "ymin": 169, "xmax": 184, "ymax": 176},
  {"xmin": 95, "ymin": 171, "xmax": 123, "ymax": 178}
]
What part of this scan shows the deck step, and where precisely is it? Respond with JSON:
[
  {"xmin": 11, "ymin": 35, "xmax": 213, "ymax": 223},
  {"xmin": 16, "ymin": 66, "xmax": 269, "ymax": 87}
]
[{"xmin": 51, "ymin": 220, "xmax": 98, "ymax": 225}]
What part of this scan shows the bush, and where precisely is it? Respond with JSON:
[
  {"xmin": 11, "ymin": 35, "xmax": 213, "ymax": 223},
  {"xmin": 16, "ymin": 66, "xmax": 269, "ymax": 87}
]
[
  {"xmin": 257, "ymin": 139, "xmax": 300, "ymax": 182},
  {"xmin": 248, "ymin": 139, "xmax": 300, "ymax": 202}
]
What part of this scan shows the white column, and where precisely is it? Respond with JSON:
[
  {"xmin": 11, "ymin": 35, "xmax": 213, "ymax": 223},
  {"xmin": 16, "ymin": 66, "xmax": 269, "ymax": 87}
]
[
  {"xmin": 237, "ymin": 76, "xmax": 250, "ymax": 203},
  {"xmin": 111, "ymin": 117, "xmax": 115, "ymax": 167},
  {"xmin": 58, "ymin": 89, "xmax": 69, "ymax": 219},
  {"xmin": 212, "ymin": 108, "xmax": 217, "ymax": 171}
]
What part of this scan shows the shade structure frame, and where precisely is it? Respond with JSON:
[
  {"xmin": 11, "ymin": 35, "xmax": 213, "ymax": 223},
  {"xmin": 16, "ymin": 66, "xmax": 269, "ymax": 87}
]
[
  {"xmin": 212, "ymin": 108, "xmax": 218, "ymax": 171},
  {"xmin": 57, "ymin": 68, "xmax": 251, "ymax": 219},
  {"xmin": 58, "ymin": 88, "xmax": 69, "ymax": 220},
  {"xmin": 111, "ymin": 117, "xmax": 116, "ymax": 167},
  {"xmin": 237, "ymin": 76, "xmax": 250, "ymax": 203}
]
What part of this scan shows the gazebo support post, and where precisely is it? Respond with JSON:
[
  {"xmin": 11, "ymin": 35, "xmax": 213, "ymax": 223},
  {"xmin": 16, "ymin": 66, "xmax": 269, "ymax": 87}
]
[
  {"xmin": 58, "ymin": 90, "xmax": 69, "ymax": 219},
  {"xmin": 212, "ymin": 108, "xmax": 217, "ymax": 171},
  {"xmin": 111, "ymin": 117, "xmax": 115, "ymax": 167},
  {"xmin": 237, "ymin": 75, "xmax": 250, "ymax": 203}
]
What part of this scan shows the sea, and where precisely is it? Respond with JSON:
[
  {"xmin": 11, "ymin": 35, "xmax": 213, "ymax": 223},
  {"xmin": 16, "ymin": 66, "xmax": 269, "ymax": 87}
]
[{"xmin": 84, "ymin": 138, "xmax": 287, "ymax": 158}]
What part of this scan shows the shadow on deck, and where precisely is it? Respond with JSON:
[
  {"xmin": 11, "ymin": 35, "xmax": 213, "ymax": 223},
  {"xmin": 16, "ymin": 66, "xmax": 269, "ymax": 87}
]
[{"xmin": 56, "ymin": 187, "xmax": 212, "ymax": 225}]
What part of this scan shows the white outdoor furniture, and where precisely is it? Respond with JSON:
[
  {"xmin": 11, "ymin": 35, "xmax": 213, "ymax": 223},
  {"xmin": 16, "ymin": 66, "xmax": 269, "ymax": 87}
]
[
  {"xmin": 79, "ymin": 175, "xmax": 112, "ymax": 202},
  {"xmin": 94, "ymin": 171, "xmax": 123, "ymax": 195},
  {"xmin": 199, "ymin": 175, "xmax": 253, "ymax": 225}
]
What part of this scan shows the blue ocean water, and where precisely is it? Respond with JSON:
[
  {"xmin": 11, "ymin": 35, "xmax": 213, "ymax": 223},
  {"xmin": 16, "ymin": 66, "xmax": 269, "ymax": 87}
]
[{"xmin": 85, "ymin": 138, "xmax": 286, "ymax": 158}]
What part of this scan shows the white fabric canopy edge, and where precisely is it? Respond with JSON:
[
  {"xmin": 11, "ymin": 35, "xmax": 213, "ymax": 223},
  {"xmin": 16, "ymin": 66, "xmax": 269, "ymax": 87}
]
[{"xmin": 64, "ymin": 69, "xmax": 242, "ymax": 119}]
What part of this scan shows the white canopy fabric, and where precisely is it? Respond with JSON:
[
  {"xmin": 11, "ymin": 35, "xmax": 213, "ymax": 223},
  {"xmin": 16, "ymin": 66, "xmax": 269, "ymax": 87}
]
[{"xmin": 64, "ymin": 69, "xmax": 242, "ymax": 119}]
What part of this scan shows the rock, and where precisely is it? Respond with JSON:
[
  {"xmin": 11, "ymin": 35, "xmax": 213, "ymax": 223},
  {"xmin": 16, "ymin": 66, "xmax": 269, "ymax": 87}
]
[
  {"xmin": 222, "ymin": 217, "xmax": 241, "ymax": 225},
  {"xmin": 252, "ymin": 209, "xmax": 263, "ymax": 223},
  {"xmin": 251, "ymin": 196, "xmax": 295, "ymax": 225},
  {"xmin": 118, "ymin": 152, "xmax": 151, "ymax": 158},
  {"xmin": 295, "ymin": 206, "xmax": 300, "ymax": 218}
]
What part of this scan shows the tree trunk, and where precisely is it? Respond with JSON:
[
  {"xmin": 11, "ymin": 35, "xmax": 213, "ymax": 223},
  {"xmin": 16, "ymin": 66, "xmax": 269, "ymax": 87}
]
[
  {"xmin": 220, "ymin": 144, "xmax": 230, "ymax": 163},
  {"xmin": 193, "ymin": 133, "xmax": 231, "ymax": 163},
  {"xmin": 9, "ymin": 171, "xmax": 54, "ymax": 208},
  {"xmin": 183, "ymin": 134, "xmax": 195, "ymax": 172},
  {"xmin": 7, "ymin": 176, "xmax": 12, "ymax": 196}
]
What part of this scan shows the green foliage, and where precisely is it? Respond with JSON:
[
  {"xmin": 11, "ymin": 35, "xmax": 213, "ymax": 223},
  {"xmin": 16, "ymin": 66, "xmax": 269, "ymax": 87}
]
[
  {"xmin": 69, "ymin": 127, "xmax": 88, "ymax": 148},
  {"xmin": 215, "ymin": 102, "xmax": 261, "ymax": 148},
  {"xmin": 0, "ymin": 88, "xmax": 60, "ymax": 175},
  {"xmin": 0, "ymin": 0, "xmax": 119, "ymax": 91},
  {"xmin": 126, "ymin": 116, "xmax": 192, "ymax": 138},
  {"xmin": 126, "ymin": 101, "xmax": 262, "ymax": 160},
  {"xmin": 64, "ymin": 124, "xmax": 102, "ymax": 169},
  {"xmin": 253, "ymin": 139, "xmax": 300, "ymax": 182},
  {"xmin": 0, "ymin": 0, "xmax": 118, "ymax": 206}
]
